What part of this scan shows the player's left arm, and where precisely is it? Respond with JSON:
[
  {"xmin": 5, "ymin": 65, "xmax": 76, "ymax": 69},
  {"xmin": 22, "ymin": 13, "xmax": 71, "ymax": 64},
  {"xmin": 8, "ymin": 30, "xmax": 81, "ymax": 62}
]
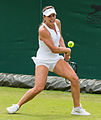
[
  {"xmin": 56, "ymin": 19, "xmax": 71, "ymax": 61},
  {"xmin": 55, "ymin": 19, "xmax": 66, "ymax": 47}
]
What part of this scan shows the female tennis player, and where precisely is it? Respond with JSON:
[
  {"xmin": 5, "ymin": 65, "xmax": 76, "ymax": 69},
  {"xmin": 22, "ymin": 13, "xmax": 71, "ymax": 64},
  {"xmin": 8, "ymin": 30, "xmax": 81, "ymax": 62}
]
[{"xmin": 7, "ymin": 6, "xmax": 90, "ymax": 116}]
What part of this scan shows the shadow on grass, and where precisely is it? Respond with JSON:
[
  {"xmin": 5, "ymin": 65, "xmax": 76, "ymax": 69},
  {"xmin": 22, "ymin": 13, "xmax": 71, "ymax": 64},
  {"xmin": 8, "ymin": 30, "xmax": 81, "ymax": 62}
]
[
  {"xmin": 0, "ymin": 112, "xmax": 92, "ymax": 120},
  {"xmin": 6, "ymin": 112, "xmax": 91, "ymax": 118},
  {"xmin": 5, "ymin": 112, "xmax": 70, "ymax": 119}
]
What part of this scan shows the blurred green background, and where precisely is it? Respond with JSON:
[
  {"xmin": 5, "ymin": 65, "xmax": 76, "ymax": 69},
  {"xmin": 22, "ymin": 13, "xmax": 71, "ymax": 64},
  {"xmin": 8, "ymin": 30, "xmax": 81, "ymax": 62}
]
[{"xmin": 0, "ymin": 0, "xmax": 101, "ymax": 79}]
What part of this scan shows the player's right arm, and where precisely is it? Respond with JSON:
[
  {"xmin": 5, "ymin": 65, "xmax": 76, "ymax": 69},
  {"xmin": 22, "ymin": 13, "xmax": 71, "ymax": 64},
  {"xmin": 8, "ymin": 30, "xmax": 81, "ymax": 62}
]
[{"xmin": 39, "ymin": 25, "xmax": 71, "ymax": 54}]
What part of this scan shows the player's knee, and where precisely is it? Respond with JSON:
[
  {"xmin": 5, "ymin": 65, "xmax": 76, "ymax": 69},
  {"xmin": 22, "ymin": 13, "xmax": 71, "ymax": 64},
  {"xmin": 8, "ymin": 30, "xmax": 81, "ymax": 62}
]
[
  {"xmin": 71, "ymin": 76, "xmax": 79, "ymax": 87},
  {"xmin": 34, "ymin": 86, "xmax": 44, "ymax": 94},
  {"xmin": 38, "ymin": 87, "xmax": 44, "ymax": 93}
]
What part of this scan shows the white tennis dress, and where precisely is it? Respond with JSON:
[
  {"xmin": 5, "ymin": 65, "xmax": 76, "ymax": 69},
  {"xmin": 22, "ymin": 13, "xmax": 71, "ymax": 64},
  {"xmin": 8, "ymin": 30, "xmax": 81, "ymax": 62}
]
[{"xmin": 32, "ymin": 22, "xmax": 64, "ymax": 71}]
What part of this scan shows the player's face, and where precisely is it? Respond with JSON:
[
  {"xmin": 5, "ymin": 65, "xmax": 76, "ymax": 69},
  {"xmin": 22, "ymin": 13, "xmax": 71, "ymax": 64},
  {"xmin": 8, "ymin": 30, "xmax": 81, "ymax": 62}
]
[{"xmin": 44, "ymin": 13, "xmax": 56, "ymax": 25}]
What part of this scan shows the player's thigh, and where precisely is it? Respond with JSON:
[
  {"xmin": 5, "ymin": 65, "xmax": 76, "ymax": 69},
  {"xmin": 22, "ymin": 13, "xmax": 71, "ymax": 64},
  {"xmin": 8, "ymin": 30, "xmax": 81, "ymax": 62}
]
[
  {"xmin": 53, "ymin": 59, "xmax": 78, "ymax": 81},
  {"xmin": 35, "ymin": 65, "xmax": 49, "ymax": 88}
]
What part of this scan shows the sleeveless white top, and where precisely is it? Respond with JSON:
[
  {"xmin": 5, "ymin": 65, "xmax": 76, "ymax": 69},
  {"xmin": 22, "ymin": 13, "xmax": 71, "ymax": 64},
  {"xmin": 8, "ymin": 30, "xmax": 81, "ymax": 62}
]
[{"xmin": 32, "ymin": 22, "xmax": 64, "ymax": 64}]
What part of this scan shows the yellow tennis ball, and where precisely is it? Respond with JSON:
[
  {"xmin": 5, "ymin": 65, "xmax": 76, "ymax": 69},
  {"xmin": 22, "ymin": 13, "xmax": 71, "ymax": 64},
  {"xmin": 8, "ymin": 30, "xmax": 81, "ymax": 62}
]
[{"xmin": 68, "ymin": 41, "xmax": 74, "ymax": 48}]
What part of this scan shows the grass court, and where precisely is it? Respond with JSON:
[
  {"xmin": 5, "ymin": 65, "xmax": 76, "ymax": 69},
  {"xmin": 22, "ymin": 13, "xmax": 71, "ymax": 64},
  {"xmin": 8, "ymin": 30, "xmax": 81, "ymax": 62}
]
[{"xmin": 0, "ymin": 87, "xmax": 101, "ymax": 120}]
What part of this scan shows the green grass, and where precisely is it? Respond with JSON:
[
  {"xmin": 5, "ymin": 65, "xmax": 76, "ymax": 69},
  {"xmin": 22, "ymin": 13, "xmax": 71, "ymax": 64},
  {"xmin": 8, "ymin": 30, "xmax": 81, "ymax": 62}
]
[{"xmin": 0, "ymin": 87, "xmax": 101, "ymax": 120}]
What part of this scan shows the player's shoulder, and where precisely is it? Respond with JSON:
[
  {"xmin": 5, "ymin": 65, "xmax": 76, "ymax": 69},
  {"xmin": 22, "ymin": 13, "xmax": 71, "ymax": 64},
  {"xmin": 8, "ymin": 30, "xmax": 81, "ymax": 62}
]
[
  {"xmin": 55, "ymin": 19, "xmax": 61, "ymax": 31},
  {"xmin": 55, "ymin": 19, "xmax": 61, "ymax": 25},
  {"xmin": 39, "ymin": 23, "xmax": 49, "ymax": 36},
  {"xmin": 39, "ymin": 24, "xmax": 47, "ymax": 34}
]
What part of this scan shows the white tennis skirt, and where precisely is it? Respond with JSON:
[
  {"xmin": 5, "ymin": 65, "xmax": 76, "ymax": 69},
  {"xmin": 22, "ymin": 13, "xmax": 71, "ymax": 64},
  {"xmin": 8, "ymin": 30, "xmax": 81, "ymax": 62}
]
[{"xmin": 31, "ymin": 55, "xmax": 64, "ymax": 71}]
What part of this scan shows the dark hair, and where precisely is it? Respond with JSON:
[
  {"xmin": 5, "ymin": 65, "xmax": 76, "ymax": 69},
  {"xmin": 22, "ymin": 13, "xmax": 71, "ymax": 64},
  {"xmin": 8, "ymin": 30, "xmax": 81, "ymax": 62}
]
[{"xmin": 42, "ymin": 6, "xmax": 55, "ymax": 14}]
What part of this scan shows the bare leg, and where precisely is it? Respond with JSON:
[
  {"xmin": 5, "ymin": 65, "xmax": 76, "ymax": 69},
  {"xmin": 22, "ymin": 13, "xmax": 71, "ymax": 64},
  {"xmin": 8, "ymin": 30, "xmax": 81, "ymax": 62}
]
[
  {"xmin": 18, "ymin": 65, "xmax": 49, "ymax": 107},
  {"xmin": 53, "ymin": 59, "xmax": 80, "ymax": 108}
]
